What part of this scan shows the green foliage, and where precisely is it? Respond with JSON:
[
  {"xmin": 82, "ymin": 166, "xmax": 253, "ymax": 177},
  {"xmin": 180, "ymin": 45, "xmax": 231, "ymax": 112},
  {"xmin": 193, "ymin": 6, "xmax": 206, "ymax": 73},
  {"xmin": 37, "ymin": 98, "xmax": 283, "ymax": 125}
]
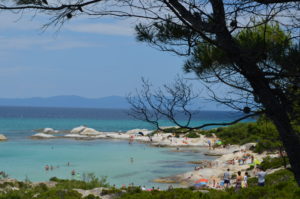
[
  {"xmin": 184, "ymin": 23, "xmax": 291, "ymax": 77},
  {"xmin": 205, "ymin": 119, "xmax": 281, "ymax": 153},
  {"xmin": 135, "ymin": 19, "xmax": 196, "ymax": 44},
  {"xmin": 0, "ymin": 170, "xmax": 299, "ymax": 199},
  {"xmin": 156, "ymin": 128, "xmax": 203, "ymax": 138},
  {"xmin": 260, "ymin": 157, "xmax": 289, "ymax": 171},
  {"xmin": 186, "ymin": 131, "xmax": 200, "ymax": 138},
  {"xmin": 50, "ymin": 174, "xmax": 109, "ymax": 190},
  {"xmin": 83, "ymin": 194, "xmax": 101, "ymax": 199},
  {"xmin": 118, "ymin": 170, "xmax": 299, "ymax": 199},
  {"xmin": 37, "ymin": 189, "xmax": 82, "ymax": 199}
]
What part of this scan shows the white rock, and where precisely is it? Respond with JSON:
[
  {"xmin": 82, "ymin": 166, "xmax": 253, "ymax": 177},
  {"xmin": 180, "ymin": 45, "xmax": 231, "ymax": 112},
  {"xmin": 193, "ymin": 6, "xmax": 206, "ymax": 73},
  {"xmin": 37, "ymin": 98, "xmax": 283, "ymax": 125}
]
[
  {"xmin": 80, "ymin": 128, "xmax": 102, "ymax": 135},
  {"xmin": 32, "ymin": 133, "xmax": 55, "ymax": 139},
  {"xmin": 42, "ymin": 128, "xmax": 59, "ymax": 134},
  {"xmin": 70, "ymin": 126, "xmax": 87, "ymax": 134},
  {"xmin": 0, "ymin": 134, "xmax": 7, "ymax": 141},
  {"xmin": 106, "ymin": 133, "xmax": 130, "ymax": 139},
  {"xmin": 126, "ymin": 129, "xmax": 152, "ymax": 135},
  {"xmin": 64, "ymin": 134, "xmax": 89, "ymax": 138}
]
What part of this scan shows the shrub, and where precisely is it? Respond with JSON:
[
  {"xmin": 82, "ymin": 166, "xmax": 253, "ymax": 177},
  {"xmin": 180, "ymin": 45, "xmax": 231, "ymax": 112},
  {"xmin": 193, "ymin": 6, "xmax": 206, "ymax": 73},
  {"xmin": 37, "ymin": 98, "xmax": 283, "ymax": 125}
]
[
  {"xmin": 49, "ymin": 174, "xmax": 109, "ymax": 190},
  {"xmin": 260, "ymin": 157, "xmax": 289, "ymax": 171},
  {"xmin": 83, "ymin": 194, "xmax": 101, "ymax": 199},
  {"xmin": 205, "ymin": 119, "xmax": 282, "ymax": 152},
  {"xmin": 185, "ymin": 131, "xmax": 200, "ymax": 138}
]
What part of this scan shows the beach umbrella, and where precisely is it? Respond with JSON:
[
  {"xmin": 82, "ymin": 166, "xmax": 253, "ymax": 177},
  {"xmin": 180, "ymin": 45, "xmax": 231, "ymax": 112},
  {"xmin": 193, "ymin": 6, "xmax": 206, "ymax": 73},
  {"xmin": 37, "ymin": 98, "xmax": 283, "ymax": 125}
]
[{"xmin": 195, "ymin": 178, "xmax": 208, "ymax": 184}]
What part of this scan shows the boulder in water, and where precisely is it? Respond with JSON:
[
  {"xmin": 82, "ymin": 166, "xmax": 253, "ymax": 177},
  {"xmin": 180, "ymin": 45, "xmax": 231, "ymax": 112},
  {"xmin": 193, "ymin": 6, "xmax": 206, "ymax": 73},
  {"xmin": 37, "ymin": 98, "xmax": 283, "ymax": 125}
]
[
  {"xmin": 42, "ymin": 128, "xmax": 59, "ymax": 134},
  {"xmin": 79, "ymin": 128, "xmax": 102, "ymax": 135},
  {"xmin": 64, "ymin": 134, "xmax": 89, "ymax": 139},
  {"xmin": 31, "ymin": 133, "xmax": 55, "ymax": 139},
  {"xmin": 70, "ymin": 126, "xmax": 86, "ymax": 134},
  {"xmin": 0, "ymin": 134, "xmax": 7, "ymax": 141}
]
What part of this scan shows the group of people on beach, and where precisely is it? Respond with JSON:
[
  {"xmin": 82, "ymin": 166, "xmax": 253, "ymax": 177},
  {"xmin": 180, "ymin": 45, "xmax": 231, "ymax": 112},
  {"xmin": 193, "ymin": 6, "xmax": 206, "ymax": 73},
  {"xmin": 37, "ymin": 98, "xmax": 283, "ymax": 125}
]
[
  {"xmin": 226, "ymin": 151, "xmax": 255, "ymax": 165},
  {"xmin": 222, "ymin": 167, "xmax": 266, "ymax": 191}
]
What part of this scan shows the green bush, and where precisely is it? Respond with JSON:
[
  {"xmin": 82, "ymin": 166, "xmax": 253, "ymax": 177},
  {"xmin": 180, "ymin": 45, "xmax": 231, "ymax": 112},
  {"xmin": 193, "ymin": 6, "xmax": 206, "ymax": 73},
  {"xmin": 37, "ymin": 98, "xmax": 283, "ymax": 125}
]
[
  {"xmin": 0, "ymin": 170, "xmax": 299, "ymax": 199},
  {"xmin": 117, "ymin": 169, "xmax": 300, "ymax": 199},
  {"xmin": 49, "ymin": 174, "xmax": 109, "ymax": 190},
  {"xmin": 260, "ymin": 156, "xmax": 289, "ymax": 171},
  {"xmin": 83, "ymin": 194, "xmax": 101, "ymax": 199},
  {"xmin": 37, "ymin": 189, "xmax": 82, "ymax": 199},
  {"xmin": 205, "ymin": 119, "xmax": 282, "ymax": 152},
  {"xmin": 101, "ymin": 188, "xmax": 121, "ymax": 195},
  {"xmin": 185, "ymin": 131, "xmax": 200, "ymax": 138}
]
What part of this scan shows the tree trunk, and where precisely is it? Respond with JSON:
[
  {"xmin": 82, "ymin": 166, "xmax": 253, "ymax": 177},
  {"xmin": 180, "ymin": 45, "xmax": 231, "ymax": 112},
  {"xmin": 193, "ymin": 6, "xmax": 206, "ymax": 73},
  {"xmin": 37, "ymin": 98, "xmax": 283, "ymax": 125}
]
[
  {"xmin": 266, "ymin": 109, "xmax": 300, "ymax": 185},
  {"xmin": 240, "ymin": 62, "xmax": 300, "ymax": 186}
]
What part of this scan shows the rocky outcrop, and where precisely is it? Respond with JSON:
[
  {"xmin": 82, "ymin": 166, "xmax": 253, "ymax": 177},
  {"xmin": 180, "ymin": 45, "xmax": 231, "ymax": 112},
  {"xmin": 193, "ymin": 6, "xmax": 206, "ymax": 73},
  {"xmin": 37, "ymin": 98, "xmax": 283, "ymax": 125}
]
[
  {"xmin": 31, "ymin": 133, "xmax": 55, "ymax": 139},
  {"xmin": 0, "ymin": 134, "xmax": 7, "ymax": 141},
  {"xmin": 80, "ymin": 128, "xmax": 103, "ymax": 135},
  {"xmin": 70, "ymin": 126, "xmax": 86, "ymax": 134},
  {"xmin": 42, "ymin": 128, "xmax": 59, "ymax": 134},
  {"xmin": 126, "ymin": 129, "xmax": 153, "ymax": 135}
]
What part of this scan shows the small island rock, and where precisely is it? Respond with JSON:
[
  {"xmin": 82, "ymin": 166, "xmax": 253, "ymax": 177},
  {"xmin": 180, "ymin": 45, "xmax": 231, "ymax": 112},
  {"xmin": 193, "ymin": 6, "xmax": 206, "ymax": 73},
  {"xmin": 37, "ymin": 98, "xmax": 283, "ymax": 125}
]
[{"xmin": 0, "ymin": 134, "xmax": 7, "ymax": 141}]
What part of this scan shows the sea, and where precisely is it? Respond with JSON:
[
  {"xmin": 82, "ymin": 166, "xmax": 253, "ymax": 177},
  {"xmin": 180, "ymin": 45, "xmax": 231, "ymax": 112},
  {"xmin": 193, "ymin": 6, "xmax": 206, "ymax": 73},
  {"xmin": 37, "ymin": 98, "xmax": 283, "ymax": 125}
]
[{"xmin": 0, "ymin": 106, "xmax": 250, "ymax": 188}]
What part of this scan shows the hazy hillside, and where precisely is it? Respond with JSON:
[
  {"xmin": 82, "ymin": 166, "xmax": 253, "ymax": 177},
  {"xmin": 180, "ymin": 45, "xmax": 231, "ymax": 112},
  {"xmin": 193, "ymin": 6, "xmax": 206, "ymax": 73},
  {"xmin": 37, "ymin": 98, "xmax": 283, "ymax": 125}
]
[
  {"xmin": 0, "ymin": 95, "xmax": 228, "ymax": 110},
  {"xmin": 0, "ymin": 95, "xmax": 130, "ymax": 109}
]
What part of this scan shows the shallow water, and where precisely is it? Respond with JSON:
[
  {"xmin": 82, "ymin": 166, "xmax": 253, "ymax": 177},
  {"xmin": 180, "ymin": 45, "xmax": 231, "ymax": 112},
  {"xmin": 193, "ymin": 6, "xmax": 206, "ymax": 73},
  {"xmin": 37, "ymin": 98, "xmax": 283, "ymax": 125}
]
[
  {"xmin": 0, "ymin": 138, "xmax": 214, "ymax": 188},
  {"xmin": 0, "ymin": 107, "xmax": 250, "ymax": 188}
]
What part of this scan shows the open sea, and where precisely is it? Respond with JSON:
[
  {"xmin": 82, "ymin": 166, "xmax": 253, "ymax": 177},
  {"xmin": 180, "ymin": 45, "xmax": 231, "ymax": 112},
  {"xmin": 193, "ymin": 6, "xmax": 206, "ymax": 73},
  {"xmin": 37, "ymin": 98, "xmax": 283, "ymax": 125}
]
[{"xmin": 0, "ymin": 106, "xmax": 249, "ymax": 188}]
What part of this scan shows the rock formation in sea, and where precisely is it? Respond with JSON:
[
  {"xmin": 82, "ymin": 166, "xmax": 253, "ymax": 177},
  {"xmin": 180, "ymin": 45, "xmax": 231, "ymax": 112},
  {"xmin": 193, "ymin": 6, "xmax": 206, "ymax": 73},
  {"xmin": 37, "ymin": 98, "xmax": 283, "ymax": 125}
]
[{"xmin": 0, "ymin": 134, "xmax": 7, "ymax": 141}]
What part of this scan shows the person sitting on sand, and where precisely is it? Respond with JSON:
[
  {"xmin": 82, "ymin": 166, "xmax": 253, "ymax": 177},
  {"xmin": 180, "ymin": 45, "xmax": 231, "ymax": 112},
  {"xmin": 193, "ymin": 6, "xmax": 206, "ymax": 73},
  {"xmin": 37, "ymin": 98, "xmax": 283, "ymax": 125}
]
[
  {"xmin": 223, "ymin": 169, "xmax": 231, "ymax": 188},
  {"xmin": 235, "ymin": 171, "xmax": 243, "ymax": 192}
]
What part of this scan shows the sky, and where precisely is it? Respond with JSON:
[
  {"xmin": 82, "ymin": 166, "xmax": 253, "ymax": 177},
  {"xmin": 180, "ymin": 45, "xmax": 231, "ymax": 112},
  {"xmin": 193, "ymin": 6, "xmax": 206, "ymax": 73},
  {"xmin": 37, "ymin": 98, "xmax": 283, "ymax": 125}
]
[
  {"xmin": 0, "ymin": 12, "xmax": 193, "ymax": 98},
  {"xmin": 0, "ymin": 9, "xmax": 232, "ymax": 112}
]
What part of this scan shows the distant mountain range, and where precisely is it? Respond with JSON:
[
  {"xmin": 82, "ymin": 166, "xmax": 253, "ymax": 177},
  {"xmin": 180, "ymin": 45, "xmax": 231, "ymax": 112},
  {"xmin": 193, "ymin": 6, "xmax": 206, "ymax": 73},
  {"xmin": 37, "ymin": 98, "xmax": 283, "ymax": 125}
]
[
  {"xmin": 0, "ymin": 95, "xmax": 228, "ymax": 110},
  {"xmin": 0, "ymin": 95, "xmax": 130, "ymax": 109}
]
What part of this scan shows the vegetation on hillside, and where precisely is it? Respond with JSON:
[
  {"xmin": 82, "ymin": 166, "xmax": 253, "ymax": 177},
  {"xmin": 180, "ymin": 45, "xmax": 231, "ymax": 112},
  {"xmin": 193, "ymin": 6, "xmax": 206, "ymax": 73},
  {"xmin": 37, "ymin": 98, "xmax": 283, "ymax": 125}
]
[
  {"xmin": 159, "ymin": 116, "xmax": 283, "ymax": 153},
  {"xmin": 0, "ymin": 169, "xmax": 299, "ymax": 199}
]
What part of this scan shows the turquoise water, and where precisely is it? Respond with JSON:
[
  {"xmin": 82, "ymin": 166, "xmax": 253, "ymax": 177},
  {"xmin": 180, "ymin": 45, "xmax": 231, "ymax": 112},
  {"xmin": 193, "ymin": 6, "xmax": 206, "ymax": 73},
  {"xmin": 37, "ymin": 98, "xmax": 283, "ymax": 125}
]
[
  {"xmin": 0, "ymin": 139, "xmax": 213, "ymax": 188},
  {"xmin": 0, "ymin": 107, "xmax": 251, "ymax": 188}
]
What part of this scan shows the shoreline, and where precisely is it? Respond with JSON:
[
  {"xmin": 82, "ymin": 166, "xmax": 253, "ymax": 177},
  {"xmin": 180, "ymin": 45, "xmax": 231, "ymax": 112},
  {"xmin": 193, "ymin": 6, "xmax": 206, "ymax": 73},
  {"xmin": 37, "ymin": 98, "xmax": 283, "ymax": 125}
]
[
  {"xmin": 4, "ymin": 126, "xmax": 279, "ymax": 189},
  {"xmin": 152, "ymin": 145, "xmax": 279, "ymax": 189}
]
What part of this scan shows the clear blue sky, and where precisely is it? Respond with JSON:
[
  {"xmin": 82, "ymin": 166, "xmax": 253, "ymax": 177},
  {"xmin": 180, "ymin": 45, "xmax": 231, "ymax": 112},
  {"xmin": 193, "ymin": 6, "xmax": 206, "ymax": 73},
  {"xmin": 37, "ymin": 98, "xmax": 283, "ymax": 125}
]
[
  {"xmin": 0, "ymin": 11, "xmax": 231, "ymax": 109},
  {"xmin": 0, "ymin": 13, "xmax": 194, "ymax": 98}
]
